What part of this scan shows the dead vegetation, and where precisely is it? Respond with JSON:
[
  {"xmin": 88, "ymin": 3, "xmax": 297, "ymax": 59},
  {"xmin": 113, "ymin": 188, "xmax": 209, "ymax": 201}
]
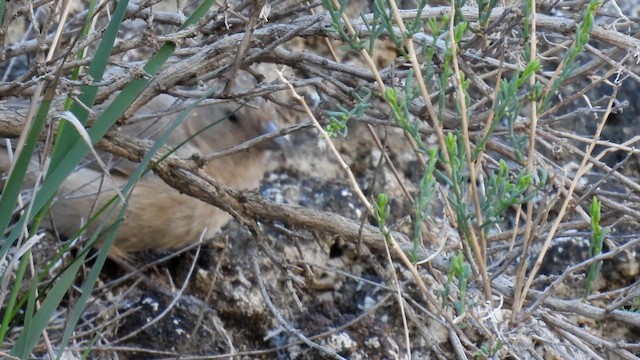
[{"xmin": 1, "ymin": 0, "xmax": 640, "ymax": 358}]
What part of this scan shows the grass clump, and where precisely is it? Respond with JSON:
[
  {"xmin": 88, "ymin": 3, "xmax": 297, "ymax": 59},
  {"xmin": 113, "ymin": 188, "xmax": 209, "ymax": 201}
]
[{"xmin": 1, "ymin": 0, "xmax": 638, "ymax": 358}]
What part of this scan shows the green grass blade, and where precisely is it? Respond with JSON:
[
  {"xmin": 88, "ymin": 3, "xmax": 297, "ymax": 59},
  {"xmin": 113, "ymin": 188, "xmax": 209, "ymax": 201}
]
[
  {"xmin": 50, "ymin": 0, "xmax": 131, "ymax": 169},
  {"xmin": 54, "ymin": 85, "xmax": 219, "ymax": 357},
  {"xmin": 0, "ymin": 0, "xmax": 5, "ymax": 28},
  {"xmin": 4, "ymin": 1, "xmax": 218, "ymax": 356},
  {"xmin": 181, "ymin": 0, "xmax": 217, "ymax": 29},
  {"xmin": 64, "ymin": 0, "xmax": 98, "ymax": 110},
  {"xmin": 10, "ymin": 247, "xmax": 91, "ymax": 358},
  {"xmin": 0, "ymin": 246, "xmax": 29, "ymax": 344},
  {"xmin": 52, "ymin": 218, "xmax": 123, "ymax": 359},
  {"xmin": 0, "ymin": 99, "xmax": 53, "ymax": 256},
  {"xmin": 29, "ymin": 44, "xmax": 176, "ymax": 221}
]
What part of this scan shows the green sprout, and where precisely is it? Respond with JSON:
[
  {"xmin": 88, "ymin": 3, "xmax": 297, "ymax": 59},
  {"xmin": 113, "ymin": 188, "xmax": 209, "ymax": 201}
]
[
  {"xmin": 325, "ymin": 87, "xmax": 372, "ymax": 137},
  {"xmin": 441, "ymin": 250, "xmax": 472, "ymax": 316},
  {"xmin": 584, "ymin": 196, "xmax": 607, "ymax": 300}
]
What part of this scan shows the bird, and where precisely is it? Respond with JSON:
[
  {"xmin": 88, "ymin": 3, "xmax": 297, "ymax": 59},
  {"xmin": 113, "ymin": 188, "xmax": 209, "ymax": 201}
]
[{"xmin": 1, "ymin": 93, "xmax": 280, "ymax": 257}]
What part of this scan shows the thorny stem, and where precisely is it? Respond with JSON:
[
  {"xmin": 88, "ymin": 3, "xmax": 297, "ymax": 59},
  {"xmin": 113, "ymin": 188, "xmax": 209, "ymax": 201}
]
[
  {"xmin": 520, "ymin": 87, "xmax": 619, "ymax": 321},
  {"xmin": 277, "ymin": 68, "xmax": 417, "ymax": 356},
  {"xmin": 448, "ymin": 0, "xmax": 492, "ymax": 302},
  {"xmin": 314, "ymin": 9, "xmax": 415, "ymax": 205},
  {"xmin": 512, "ymin": 0, "xmax": 539, "ymax": 320},
  {"xmin": 384, "ymin": 0, "xmax": 452, "ymax": 175},
  {"xmin": 328, "ymin": 0, "xmax": 430, "ymax": 170},
  {"xmin": 276, "ymin": 69, "xmax": 446, "ymax": 353}
]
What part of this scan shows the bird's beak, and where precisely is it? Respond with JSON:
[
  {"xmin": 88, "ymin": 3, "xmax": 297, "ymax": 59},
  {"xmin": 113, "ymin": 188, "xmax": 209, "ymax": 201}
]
[{"xmin": 261, "ymin": 120, "xmax": 289, "ymax": 150}]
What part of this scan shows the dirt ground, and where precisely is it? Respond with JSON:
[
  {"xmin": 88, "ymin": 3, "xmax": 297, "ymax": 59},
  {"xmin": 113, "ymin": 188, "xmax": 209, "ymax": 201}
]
[
  {"xmin": 2, "ymin": 0, "xmax": 640, "ymax": 359},
  {"xmin": 82, "ymin": 71, "xmax": 640, "ymax": 358}
]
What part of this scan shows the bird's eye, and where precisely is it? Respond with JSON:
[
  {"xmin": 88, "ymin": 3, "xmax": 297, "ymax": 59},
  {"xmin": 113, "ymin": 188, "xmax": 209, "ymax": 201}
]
[{"xmin": 227, "ymin": 112, "xmax": 239, "ymax": 123}]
